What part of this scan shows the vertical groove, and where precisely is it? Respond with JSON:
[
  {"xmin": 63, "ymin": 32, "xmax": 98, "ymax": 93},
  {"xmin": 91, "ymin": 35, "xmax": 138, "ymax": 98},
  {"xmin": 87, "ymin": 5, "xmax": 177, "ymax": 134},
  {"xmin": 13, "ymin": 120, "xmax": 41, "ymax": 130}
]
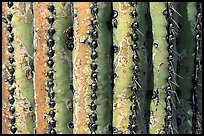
[
  {"xmin": 128, "ymin": 2, "xmax": 140, "ymax": 134},
  {"xmin": 164, "ymin": 2, "xmax": 179, "ymax": 134},
  {"xmin": 192, "ymin": 2, "xmax": 202, "ymax": 134},
  {"xmin": 2, "ymin": 2, "xmax": 10, "ymax": 134},
  {"xmin": 4, "ymin": 2, "xmax": 17, "ymax": 134},
  {"xmin": 45, "ymin": 2, "xmax": 57, "ymax": 134},
  {"xmin": 87, "ymin": 2, "xmax": 98, "ymax": 134}
]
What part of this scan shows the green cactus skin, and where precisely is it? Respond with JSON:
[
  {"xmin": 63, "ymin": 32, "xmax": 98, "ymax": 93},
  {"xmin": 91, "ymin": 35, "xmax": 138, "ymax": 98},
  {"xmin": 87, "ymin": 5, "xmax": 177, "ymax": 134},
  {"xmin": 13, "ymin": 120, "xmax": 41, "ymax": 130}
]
[
  {"xmin": 51, "ymin": 2, "xmax": 73, "ymax": 134},
  {"xmin": 1, "ymin": 2, "xmax": 202, "ymax": 135},
  {"xmin": 9, "ymin": 2, "xmax": 36, "ymax": 134},
  {"xmin": 165, "ymin": 2, "xmax": 179, "ymax": 134},
  {"xmin": 112, "ymin": 2, "xmax": 134, "ymax": 134},
  {"xmin": 134, "ymin": 3, "xmax": 150, "ymax": 134},
  {"xmin": 149, "ymin": 2, "xmax": 179, "ymax": 134},
  {"xmin": 192, "ymin": 2, "xmax": 202, "ymax": 134},
  {"xmin": 196, "ymin": 4, "xmax": 202, "ymax": 132},
  {"xmin": 95, "ymin": 2, "xmax": 113, "ymax": 134},
  {"xmin": 112, "ymin": 2, "xmax": 149, "ymax": 134},
  {"xmin": 176, "ymin": 2, "xmax": 197, "ymax": 134},
  {"xmin": 145, "ymin": 3, "xmax": 154, "ymax": 133},
  {"xmin": 73, "ymin": 2, "xmax": 112, "ymax": 134}
]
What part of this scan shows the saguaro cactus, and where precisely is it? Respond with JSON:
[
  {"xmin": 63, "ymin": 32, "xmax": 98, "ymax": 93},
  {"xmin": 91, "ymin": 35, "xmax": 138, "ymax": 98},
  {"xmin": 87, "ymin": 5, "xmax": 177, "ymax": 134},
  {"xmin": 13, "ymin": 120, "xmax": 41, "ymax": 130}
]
[
  {"xmin": 176, "ymin": 2, "xmax": 196, "ymax": 134},
  {"xmin": 149, "ymin": 2, "xmax": 179, "ymax": 134},
  {"xmin": 1, "ymin": 2, "xmax": 202, "ymax": 134},
  {"xmin": 112, "ymin": 2, "xmax": 149, "ymax": 134},
  {"xmin": 2, "ymin": 2, "xmax": 36, "ymax": 134},
  {"xmin": 33, "ymin": 2, "xmax": 73, "ymax": 134},
  {"xmin": 73, "ymin": 2, "xmax": 113, "ymax": 134},
  {"xmin": 2, "ymin": 2, "xmax": 12, "ymax": 134},
  {"xmin": 176, "ymin": 2, "xmax": 202, "ymax": 134}
]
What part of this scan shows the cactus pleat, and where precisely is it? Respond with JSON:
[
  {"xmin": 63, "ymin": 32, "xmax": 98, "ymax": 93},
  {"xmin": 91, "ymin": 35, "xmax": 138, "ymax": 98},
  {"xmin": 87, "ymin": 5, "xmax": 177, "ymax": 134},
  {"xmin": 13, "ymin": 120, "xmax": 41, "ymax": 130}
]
[
  {"xmin": 112, "ymin": 2, "xmax": 149, "ymax": 134},
  {"xmin": 176, "ymin": 2, "xmax": 197, "ymax": 134},
  {"xmin": 93, "ymin": 2, "xmax": 113, "ymax": 134},
  {"xmin": 72, "ymin": 3, "xmax": 92, "ymax": 134},
  {"xmin": 149, "ymin": 3, "xmax": 168, "ymax": 133},
  {"xmin": 112, "ymin": 3, "xmax": 134, "ymax": 134},
  {"xmin": 2, "ymin": 2, "xmax": 36, "ymax": 134},
  {"xmin": 52, "ymin": 2, "xmax": 73, "ymax": 134},
  {"xmin": 129, "ymin": 3, "xmax": 149, "ymax": 134},
  {"xmin": 2, "ymin": 2, "xmax": 12, "ymax": 134},
  {"xmin": 196, "ymin": 3, "xmax": 202, "ymax": 133},
  {"xmin": 1, "ymin": 2, "xmax": 202, "ymax": 134},
  {"xmin": 192, "ymin": 2, "xmax": 202, "ymax": 134},
  {"xmin": 164, "ymin": 2, "xmax": 179, "ymax": 134},
  {"xmin": 73, "ymin": 2, "xmax": 112, "ymax": 134},
  {"xmin": 33, "ymin": 2, "xmax": 73, "ymax": 134},
  {"xmin": 149, "ymin": 2, "xmax": 179, "ymax": 134},
  {"xmin": 33, "ymin": 3, "xmax": 53, "ymax": 133}
]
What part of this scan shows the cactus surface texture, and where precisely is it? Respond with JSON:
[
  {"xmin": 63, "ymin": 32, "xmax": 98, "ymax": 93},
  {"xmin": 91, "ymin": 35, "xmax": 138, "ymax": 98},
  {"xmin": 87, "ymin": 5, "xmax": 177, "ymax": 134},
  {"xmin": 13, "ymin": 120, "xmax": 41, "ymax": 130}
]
[{"xmin": 2, "ymin": 2, "xmax": 202, "ymax": 134}]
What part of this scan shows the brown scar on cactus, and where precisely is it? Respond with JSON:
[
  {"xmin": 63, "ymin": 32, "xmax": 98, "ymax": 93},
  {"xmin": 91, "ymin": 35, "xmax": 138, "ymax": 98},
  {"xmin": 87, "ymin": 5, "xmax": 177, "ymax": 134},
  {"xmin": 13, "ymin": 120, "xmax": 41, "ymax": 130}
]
[
  {"xmin": 113, "ymin": 2, "xmax": 134, "ymax": 134},
  {"xmin": 33, "ymin": 2, "xmax": 52, "ymax": 134},
  {"xmin": 73, "ymin": 2, "xmax": 92, "ymax": 134},
  {"xmin": 2, "ymin": 2, "xmax": 10, "ymax": 134}
]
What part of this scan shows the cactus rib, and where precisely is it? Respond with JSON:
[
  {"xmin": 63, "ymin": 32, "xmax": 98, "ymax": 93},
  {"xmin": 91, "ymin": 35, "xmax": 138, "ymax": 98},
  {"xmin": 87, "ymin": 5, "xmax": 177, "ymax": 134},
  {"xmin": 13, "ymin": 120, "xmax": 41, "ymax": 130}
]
[
  {"xmin": 176, "ymin": 2, "xmax": 198, "ymax": 134},
  {"xmin": 33, "ymin": 2, "xmax": 53, "ymax": 134},
  {"xmin": 46, "ymin": 2, "xmax": 57, "ymax": 134},
  {"xmin": 4, "ymin": 2, "xmax": 36, "ymax": 134},
  {"xmin": 52, "ymin": 2, "xmax": 73, "ymax": 134},
  {"xmin": 128, "ymin": 2, "xmax": 149, "ymax": 134},
  {"xmin": 149, "ymin": 2, "xmax": 177, "ymax": 134},
  {"xmin": 192, "ymin": 2, "xmax": 202, "ymax": 134},
  {"xmin": 2, "ymin": 2, "xmax": 13, "ymax": 134},
  {"xmin": 112, "ymin": 2, "xmax": 133, "ymax": 134}
]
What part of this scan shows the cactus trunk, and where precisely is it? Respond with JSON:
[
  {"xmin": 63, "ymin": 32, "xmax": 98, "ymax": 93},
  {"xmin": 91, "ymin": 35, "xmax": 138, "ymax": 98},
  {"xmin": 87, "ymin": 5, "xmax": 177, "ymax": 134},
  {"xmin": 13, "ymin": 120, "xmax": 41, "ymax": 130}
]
[
  {"xmin": 33, "ymin": 2, "xmax": 73, "ymax": 134},
  {"xmin": 149, "ymin": 2, "xmax": 179, "ymax": 134},
  {"xmin": 176, "ymin": 2, "xmax": 197, "ymax": 134},
  {"xmin": 73, "ymin": 2, "xmax": 113, "ymax": 134},
  {"xmin": 1, "ymin": 2, "xmax": 202, "ymax": 134},
  {"xmin": 112, "ymin": 2, "xmax": 149, "ymax": 134},
  {"xmin": 112, "ymin": 3, "xmax": 133, "ymax": 134},
  {"xmin": 2, "ymin": 2, "xmax": 11, "ymax": 134},
  {"xmin": 2, "ymin": 2, "xmax": 36, "ymax": 134}
]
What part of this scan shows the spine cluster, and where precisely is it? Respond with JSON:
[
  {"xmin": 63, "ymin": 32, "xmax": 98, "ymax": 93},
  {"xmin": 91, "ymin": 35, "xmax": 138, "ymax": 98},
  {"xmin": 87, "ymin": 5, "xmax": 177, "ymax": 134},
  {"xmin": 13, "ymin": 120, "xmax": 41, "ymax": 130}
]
[
  {"xmin": 4, "ymin": 2, "xmax": 18, "ymax": 134},
  {"xmin": 88, "ymin": 2, "xmax": 99, "ymax": 134},
  {"xmin": 193, "ymin": 2, "xmax": 202, "ymax": 134},
  {"xmin": 164, "ymin": 2, "xmax": 178, "ymax": 134},
  {"xmin": 45, "ymin": 3, "xmax": 57, "ymax": 134},
  {"xmin": 128, "ymin": 2, "xmax": 140, "ymax": 134}
]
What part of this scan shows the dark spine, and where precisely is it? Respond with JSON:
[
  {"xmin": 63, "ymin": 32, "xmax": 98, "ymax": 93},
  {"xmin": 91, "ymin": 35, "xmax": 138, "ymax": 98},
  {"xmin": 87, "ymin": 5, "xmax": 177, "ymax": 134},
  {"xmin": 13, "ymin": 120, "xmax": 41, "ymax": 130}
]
[
  {"xmin": 128, "ymin": 2, "xmax": 139, "ymax": 134},
  {"xmin": 46, "ymin": 3, "xmax": 56, "ymax": 134},
  {"xmin": 88, "ymin": 2, "xmax": 98, "ymax": 134},
  {"xmin": 6, "ymin": 2, "xmax": 17, "ymax": 134},
  {"xmin": 192, "ymin": 2, "xmax": 202, "ymax": 134}
]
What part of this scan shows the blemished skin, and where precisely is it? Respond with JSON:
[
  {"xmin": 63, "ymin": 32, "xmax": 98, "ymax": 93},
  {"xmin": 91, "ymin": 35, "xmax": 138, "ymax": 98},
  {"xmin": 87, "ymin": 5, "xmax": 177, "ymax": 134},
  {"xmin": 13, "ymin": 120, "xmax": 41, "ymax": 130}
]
[
  {"xmin": 33, "ymin": 2, "xmax": 73, "ymax": 134},
  {"xmin": 112, "ymin": 2, "xmax": 134, "ymax": 134},
  {"xmin": 2, "ymin": 2, "xmax": 36, "ymax": 134},
  {"xmin": 149, "ymin": 2, "xmax": 168, "ymax": 133},
  {"xmin": 51, "ymin": 2, "xmax": 73, "ymax": 134},
  {"xmin": 149, "ymin": 2, "xmax": 180, "ymax": 134},
  {"xmin": 33, "ymin": 2, "xmax": 53, "ymax": 134},
  {"xmin": 73, "ymin": 2, "xmax": 113, "ymax": 134},
  {"xmin": 1, "ymin": 2, "xmax": 202, "ymax": 134},
  {"xmin": 2, "ymin": 2, "xmax": 12, "ymax": 134},
  {"xmin": 112, "ymin": 2, "xmax": 150, "ymax": 134}
]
